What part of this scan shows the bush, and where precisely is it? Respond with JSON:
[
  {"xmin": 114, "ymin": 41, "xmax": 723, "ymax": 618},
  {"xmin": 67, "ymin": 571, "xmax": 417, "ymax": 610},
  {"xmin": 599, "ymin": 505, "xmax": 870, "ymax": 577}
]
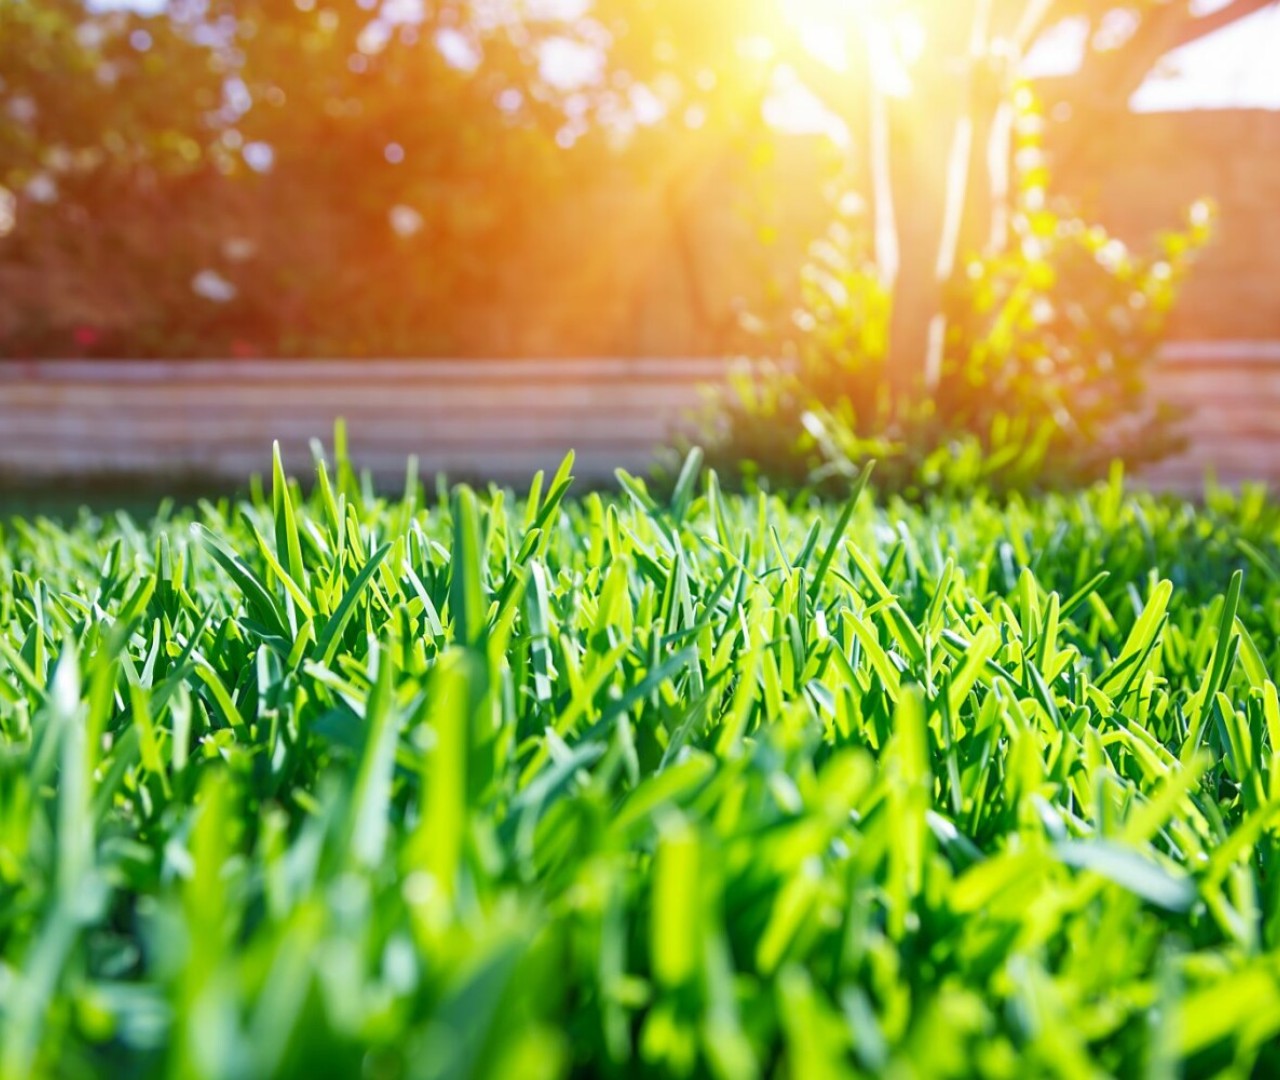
[{"xmin": 698, "ymin": 92, "xmax": 1214, "ymax": 499}]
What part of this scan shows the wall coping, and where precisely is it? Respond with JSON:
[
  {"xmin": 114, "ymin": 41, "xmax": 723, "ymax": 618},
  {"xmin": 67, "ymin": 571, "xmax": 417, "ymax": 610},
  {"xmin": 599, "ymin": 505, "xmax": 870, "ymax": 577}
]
[{"xmin": 1, "ymin": 341, "xmax": 1277, "ymax": 379}]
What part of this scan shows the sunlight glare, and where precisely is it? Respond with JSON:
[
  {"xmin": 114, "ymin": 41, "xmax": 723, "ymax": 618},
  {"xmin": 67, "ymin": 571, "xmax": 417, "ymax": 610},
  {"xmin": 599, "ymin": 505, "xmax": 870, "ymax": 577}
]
[
  {"xmin": 779, "ymin": 0, "xmax": 879, "ymax": 33},
  {"xmin": 777, "ymin": 0, "xmax": 914, "ymax": 95}
]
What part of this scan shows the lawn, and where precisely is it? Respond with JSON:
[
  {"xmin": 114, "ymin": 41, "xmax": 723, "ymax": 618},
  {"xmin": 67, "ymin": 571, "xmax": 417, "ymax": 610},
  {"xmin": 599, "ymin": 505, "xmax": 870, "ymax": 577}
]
[{"xmin": 1, "ymin": 446, "xmax": 1278, "ymax": 1078}]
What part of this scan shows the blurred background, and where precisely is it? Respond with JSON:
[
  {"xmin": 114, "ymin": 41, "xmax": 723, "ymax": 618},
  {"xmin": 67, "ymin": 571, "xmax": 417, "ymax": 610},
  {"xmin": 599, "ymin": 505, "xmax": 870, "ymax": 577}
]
[{"xmin": 1, "ymin": 0, "xmax": 1277, "ymax": 496}]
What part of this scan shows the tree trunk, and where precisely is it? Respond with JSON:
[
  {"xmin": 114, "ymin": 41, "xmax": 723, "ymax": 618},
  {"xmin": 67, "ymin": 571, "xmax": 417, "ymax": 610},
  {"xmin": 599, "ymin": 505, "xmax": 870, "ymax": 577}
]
[
  {"xmin": 882, "ymin": 0, "xmax": 993, "ymax": 396},
  {"xmin": 883, "ymin": 89, "xmax": 961, "ymax": 396},
  {"xmin": 803, "ymin": 0, "xmax": 1272, "ymax": 401}
]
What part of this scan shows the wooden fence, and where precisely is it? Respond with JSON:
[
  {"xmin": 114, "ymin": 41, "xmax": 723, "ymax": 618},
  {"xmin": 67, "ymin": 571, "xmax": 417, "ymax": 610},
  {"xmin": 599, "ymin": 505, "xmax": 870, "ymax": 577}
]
[{"xmin": 0, "ymin": 343, "xmax": 1276, "ymax": 492}]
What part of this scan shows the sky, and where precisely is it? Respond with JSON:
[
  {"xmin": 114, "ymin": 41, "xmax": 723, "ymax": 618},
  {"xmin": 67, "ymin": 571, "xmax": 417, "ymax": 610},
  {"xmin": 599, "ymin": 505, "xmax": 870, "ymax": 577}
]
[{"xmin": 1129, "ymin": 6, "xmax": 1280, "ymax": 111}]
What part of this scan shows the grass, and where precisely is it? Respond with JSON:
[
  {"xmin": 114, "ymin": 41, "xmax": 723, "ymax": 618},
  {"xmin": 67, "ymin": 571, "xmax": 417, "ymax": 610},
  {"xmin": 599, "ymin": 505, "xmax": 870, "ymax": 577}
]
[{"xmin": 1, "ymin": 442, "xmax": 1278, "ymax": 1079}]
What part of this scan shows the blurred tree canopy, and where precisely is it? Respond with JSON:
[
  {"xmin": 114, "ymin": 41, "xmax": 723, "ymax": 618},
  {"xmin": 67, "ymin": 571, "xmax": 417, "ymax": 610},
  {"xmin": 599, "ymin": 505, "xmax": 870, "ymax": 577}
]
[
  {"xmin": 1, "ymin": 0, "xmax": 581, "ymax": 354},
  {"xmin": 0, "ymin": 0, "xmax": 1268, "ymax": 358}
]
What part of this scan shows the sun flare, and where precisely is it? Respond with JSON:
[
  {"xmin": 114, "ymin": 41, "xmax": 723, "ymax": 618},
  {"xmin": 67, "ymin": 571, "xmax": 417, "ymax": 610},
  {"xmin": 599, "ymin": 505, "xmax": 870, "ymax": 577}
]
[{"xmin": 779, "ymin": 0, "xmax": 882, "ymax": 27}]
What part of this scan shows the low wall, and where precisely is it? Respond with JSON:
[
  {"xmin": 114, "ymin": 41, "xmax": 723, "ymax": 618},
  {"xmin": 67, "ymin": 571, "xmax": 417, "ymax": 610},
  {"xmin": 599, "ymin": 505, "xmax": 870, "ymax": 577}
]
[
  {"xmin": 0, "ymin": 357, "xmax": 721, "ymax": 488},
  {"xmin": 0, "ymin": 345, "xmax": 1276, "ymax": 492},
  {"xmin": 1139, "ymin": 342, "xmax": 1280, "ymax": 490}
]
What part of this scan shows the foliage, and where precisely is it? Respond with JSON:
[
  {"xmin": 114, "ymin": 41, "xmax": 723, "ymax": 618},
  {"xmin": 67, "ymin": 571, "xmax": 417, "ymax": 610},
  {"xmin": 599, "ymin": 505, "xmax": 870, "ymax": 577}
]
[
  {"xmin": 2, "ymin": 0, "xmax": 1253, "ymax": 360},
  {"xmin": 0, "ymin": 0, "xmax": 818, "ymax": 359},
  {"xmin": 698, "ymin": 91, "xmax": 1214, "ymax": 498},
  {"xmin": 1, "ymin": 444, "xmax": 1279, "ymax": 1076},
  {"xmin": 0, "ymin": 0, "xmax": 578, "ymax": 357}
]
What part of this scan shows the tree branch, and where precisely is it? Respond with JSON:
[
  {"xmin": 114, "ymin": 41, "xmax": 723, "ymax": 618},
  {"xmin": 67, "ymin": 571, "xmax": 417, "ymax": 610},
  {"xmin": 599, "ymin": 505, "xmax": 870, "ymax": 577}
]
[
  {"xmin": 1168, "ymin": 0, "xmax": 1277, "ymax": 50},
  {"xmin": 1043, "ymin": 0, "xmax": 1275, "ymax": 118}
]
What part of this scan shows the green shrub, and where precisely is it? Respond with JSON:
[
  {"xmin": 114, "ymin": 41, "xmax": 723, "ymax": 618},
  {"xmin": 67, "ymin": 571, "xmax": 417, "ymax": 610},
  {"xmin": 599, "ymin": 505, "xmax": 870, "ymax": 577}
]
[
  {"xmin": 0, "ymin": 446, "xmax": 1278, "ymax": 1077},
  {"xmin": 698, "ymin": 93, "xmax": 1214, "ymax": 499}
]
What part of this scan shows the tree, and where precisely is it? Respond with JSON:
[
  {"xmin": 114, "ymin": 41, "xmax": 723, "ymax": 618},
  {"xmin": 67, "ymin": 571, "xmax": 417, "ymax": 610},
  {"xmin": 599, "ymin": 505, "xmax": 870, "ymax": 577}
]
[
  {"xmin": 865, "ymin": 0, "xmax": 1275, "ymax": 393},
  {"xmin": 0, "ymin": 0, "xmax": 223, "ymax": 346},
  {"xmin": 1, "ymin": 0, "xmax": 1268, "ymax": 360},
  {"xmin": 577, "ymin": 0, "xmax": 1275, "ymax": 389},
  {"xmin": 0, "ymin": 0, "xmax": 577, "ymax": 355}
]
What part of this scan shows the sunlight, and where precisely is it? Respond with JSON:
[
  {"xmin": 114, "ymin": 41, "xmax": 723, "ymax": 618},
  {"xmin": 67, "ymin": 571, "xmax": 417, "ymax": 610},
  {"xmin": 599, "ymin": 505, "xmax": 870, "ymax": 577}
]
[
  {"xmin": 779, "ymin": 0, "xmax": 880, "ymax": 32},
  {"xmin": 778, "ymin": 0, "xmax": 879, "ymax": 60},
  {"xmin": 775, "ymin": 0, "xmax": 917, "ymax": 96}
]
